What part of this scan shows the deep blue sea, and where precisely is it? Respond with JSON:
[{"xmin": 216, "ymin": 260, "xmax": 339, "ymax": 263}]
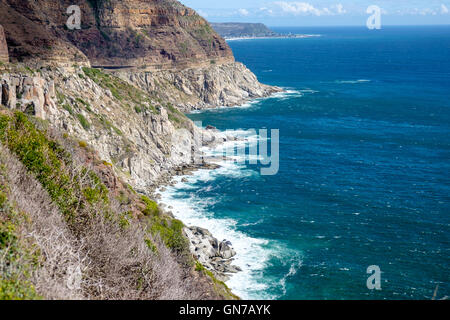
[{"xmin": 159, "ymin": 26, "xmax": 450, "ymax": 300}]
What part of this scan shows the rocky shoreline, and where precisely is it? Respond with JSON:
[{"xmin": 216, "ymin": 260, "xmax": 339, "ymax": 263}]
[
  {"xmin": 154, "ymin": 128, "xmax": 243, "ymax": 282},
  {"xmin": 153, "ymin": 87, "xmax": 285, "ymax": 282},
  {"xmin": 185, "ymin": 226, "xmax": 242, "ymax": 282},
  {"xmin": 156, "ymin": 176, "xmax": 243, "ymax": 282}
]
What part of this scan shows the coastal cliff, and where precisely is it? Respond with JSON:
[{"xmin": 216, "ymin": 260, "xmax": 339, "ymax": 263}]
[{"xmin": 0, "ymin": 0, "xmax": 276, "ymax": 300}]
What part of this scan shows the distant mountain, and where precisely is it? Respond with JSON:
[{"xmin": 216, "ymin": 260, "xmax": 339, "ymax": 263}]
[{"xmin": 210, "ymin": 23, "xmax": 278, "ymax": 38}]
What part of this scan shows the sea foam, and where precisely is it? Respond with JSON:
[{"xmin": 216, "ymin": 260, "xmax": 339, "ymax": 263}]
[{"xmin": 156, "ymin": 163, "xmax": 275, "ymax": 299}]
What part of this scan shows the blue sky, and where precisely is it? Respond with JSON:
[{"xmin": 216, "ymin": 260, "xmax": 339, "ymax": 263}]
[{"xmin": 179, "ymin": 0, "xmax": 450, "ymax": 26}]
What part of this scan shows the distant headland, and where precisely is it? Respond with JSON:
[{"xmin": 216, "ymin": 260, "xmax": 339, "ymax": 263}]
[{"xmin": 210, "ymin": 22, "xmax": 319, "ymax": 40}]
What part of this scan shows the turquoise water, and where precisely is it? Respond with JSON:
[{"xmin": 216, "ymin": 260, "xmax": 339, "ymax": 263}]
[{"xmin": 160, "ymin": 26, "xmax": 450, "ymax": 300}]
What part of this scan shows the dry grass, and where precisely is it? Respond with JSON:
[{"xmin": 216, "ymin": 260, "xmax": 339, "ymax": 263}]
[
  {"xmin": 0, "ymin": 142, "xmax": 206, "ymax": 300},
  {"xmin": 0, "ymin": 144, "xmax": 85, "ymax": 299}
]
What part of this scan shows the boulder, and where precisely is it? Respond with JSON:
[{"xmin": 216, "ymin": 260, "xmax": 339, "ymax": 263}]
[{"xmin": 184, "ymin": 226, "xmax": 240, "ymax": 281}]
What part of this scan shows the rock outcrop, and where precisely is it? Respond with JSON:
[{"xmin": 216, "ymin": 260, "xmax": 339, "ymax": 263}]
[
  {"xmin": 185, "ymin": 227, "xmax": 241, "ymax": 281},
  {"xmin": 0, "ymin": 65, "xmax": 230, "ymax": 191},
  {"xmin": 0, "ymin": 25, "xmax": 8, "ymax": 63},
  {"xmin": 118, "ymin": 62, "xmax": 281, "ymax": 111},
  {"xmin": 1, "ymin": 73, "xmax": 56, "ymax": 119}
]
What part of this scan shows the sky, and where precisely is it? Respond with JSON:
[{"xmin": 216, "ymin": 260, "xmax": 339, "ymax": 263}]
[{"xmin": 179, "ymin": 0, "xmax": 450, "ymax": 26}]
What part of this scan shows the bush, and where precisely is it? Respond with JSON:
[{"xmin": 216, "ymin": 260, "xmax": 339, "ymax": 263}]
[
  {"xmin": 141, "ymin": 195, "xmax": 159, "ymax": 216},
  {"xmin": 76, "ymin": 114, "xmax": 91, "ymax": 130},
  {"xmin": 63, "ymin": 104, "xmax": 74, "ymax": 115},
  {"xmin": 78, "ymin": 140, "xmax": 87, "ymax": 148}
]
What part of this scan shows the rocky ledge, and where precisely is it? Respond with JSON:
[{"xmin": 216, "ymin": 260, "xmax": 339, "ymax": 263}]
[
  {"xmin": 118, "ymin": 62, "xmax": 283, "ymax": 112},
  {"xmin": 184, "ymin": 226, "xmax": 241, "ymax": 282}
]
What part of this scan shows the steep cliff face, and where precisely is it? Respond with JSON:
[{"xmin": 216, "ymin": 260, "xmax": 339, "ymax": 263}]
[
  {"xmin": 0, "ymin": 0, "xmax": 280, "ymax": 110},
  {"xmin": 0, "ymin": 64, "xmax": 207, "ymax": 190},
  {"xmin": 118, "ymin": 62, "xmax": 279, "ymax": 111},
  {"xmin": 1, "ymin": 0, "xmax": 233, "ymax": 69}
]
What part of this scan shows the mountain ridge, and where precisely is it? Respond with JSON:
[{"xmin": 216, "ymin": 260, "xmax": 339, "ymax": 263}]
[
  {"xmin": 211, "ymin": 22, "xmax": 278, "ymax": 38},
  {"xmin": 1, "ymin": 0, "xmax": 234, "ymax": 70}
]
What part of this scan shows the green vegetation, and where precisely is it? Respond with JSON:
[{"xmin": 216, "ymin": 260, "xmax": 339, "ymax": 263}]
[
  {"xmin": 56, "ymin": 91, "xmax": 66, "ymax": 105},
  {"xmin": 78, "ymin": 140, "xmax": 88, "ymax": 148},
  {"xmin": 76, "ymin": 114, "xmax": 91, "ymax": 130},
  {"xmin": 0, "ymin": 108, "xmax": 237, "ymax": 299},
  {"xmin": 0, "ymin": 111, "xmax": 190, "ymax": 259},
  {"xmin": 97, "ymin": 115, "xmax": 122, "ymax": 136},
  {"xmin": 0, "ymin": 112, "xmax": 104, "ymax": 220},
  {"xmin": 195, "ymin": 262, "xmax": 240, "ymax": 300},
  {"xmin": 165, "ymin": 102, "xmax": 189, "ymax": 128},
  {"xmin": 62, "ymin": 104, "xmax": 74, "ymax": 116},
  {"xmin": 141, "ymin": 195, "xmax": 189, "ymax": 255},
  {"xmin": 81, "ymin": 67, "xmax": 162, "ymax": 118},
  {"xmin": 149, "ymin": 215, "xmax": 188, "ymax": 255},
  {"xmin": 83, "ymin": 67, "xmax": 140, "ymax": 103},
  {"xmin": 0, "ymin": 172, "xmax": 41, "ymax": 300},
  {"xmin": 141, "ymin": 195, "xmax": 159, "ymax": 216},
  {"xmin": 75, "ymin": 98, "xmax": 92, "ymax": 113},
  {"xmin": 144, "ymin": 238, "xmax": 158, "ymax": 254}
]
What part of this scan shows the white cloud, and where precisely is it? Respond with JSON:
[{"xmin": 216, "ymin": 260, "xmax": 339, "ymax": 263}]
[
  {"xmin": 275, "ymin": 2, "xmax": 322, "ymax": 16},
  {"xmin": 395, "ymin": 4, "xmax": 450, "ymax": 16},
  {"xmin": 259, "ymin": 7, "xmax": 274, "ymax": 15},
  {"xmin": 273, "ymin": 2, "xmax": 346, "ymax": 16},
  {"xmin": 334, "ymin": 3, "xmax": 346, "ymax": 14},
  {"xmin": 238, "ymin": 8, "xmax": 250, "ymax": 16}
]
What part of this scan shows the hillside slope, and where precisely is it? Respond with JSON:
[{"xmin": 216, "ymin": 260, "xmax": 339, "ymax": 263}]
[{"xmin": 1, "ymin": 0, "xmax": 232, "ymax": 69}]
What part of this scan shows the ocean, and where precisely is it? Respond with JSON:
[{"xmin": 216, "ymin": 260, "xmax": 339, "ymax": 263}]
[{"xmin": 157, "ymin": 26, "xmax": 450, "ymax": 300}]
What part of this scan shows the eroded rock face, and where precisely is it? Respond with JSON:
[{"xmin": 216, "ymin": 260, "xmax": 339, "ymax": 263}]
[
  {"xmin": 1, "ymin": 0, "xmax": 233, "ymax": 69},
  {"xmin": 0, "ymin": 25, "xmax": 8, "ymax": 63},
  {"xmin": 0, "ymin": 0, "xmax": 279, "ymax": 111},
  {"xmin": 117, "ymin": 62, "xmax": 282, "ymax": 111},
  {"xmin": 0, "ymin": 74, "xmax": 57, "ymax": 119}
]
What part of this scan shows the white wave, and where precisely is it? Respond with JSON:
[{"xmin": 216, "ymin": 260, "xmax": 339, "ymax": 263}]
[
  {"xmin": 269, "ymin": 89, "xmax": 303, "ymax": 100},
  {"xmin": 278, "ymin": 254, "xmax": 303, "ymax": 297},
  {"xmin": 156, "ymin": 165, "xmax": 275, "ymax": 299},
  {"xmin": 190, "ymin": 87, "xmax": 317, "ymax": 115},
  {"xmin": 336, "ymin": 79, "xmax": 372, "ymax": 84},
  {"xmin": 269, "ymin": 88, "xmax": 319, "ymax": 101}
]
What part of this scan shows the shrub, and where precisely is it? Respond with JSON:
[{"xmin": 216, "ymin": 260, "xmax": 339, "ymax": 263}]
[
  {"xmin": 63, "ymin": 104, "xmax": 74, "ymax": 115},
  {"xmin": 76, "ymin": 114, "xmax": 91, "ymax": 130},
  {"xmin": 141, "ymin": 195, "xmax": 159, "ymax": 216},
  {"xmin": 76, "ymin": 98, "xmax": 92, "ymax": 112}
]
